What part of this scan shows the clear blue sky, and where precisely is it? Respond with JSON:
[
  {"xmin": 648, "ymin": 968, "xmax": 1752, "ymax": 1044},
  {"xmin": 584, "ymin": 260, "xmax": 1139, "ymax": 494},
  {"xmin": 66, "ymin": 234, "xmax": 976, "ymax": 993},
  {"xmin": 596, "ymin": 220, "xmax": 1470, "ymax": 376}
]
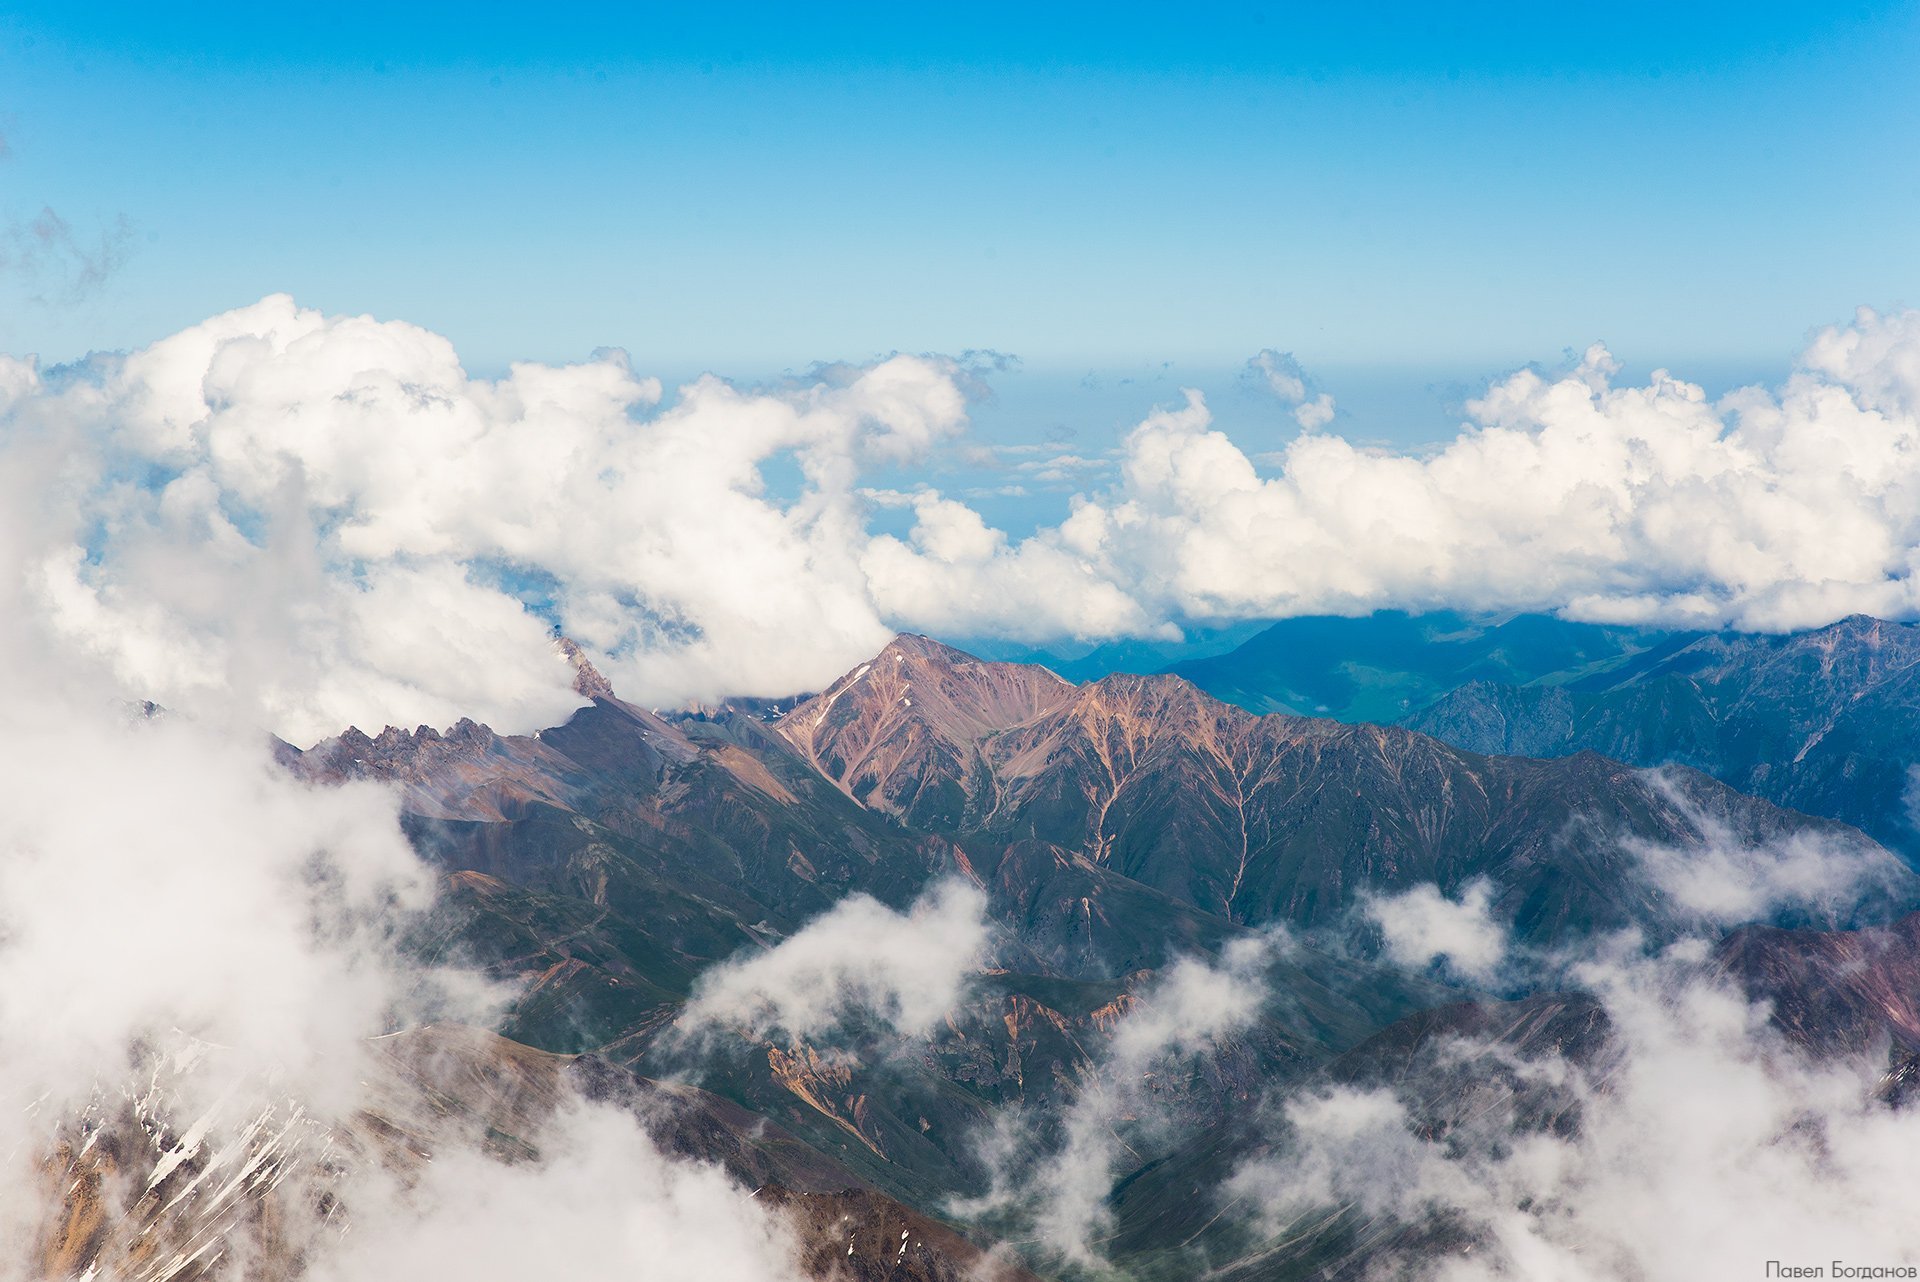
[{"xmin": 2, "ymin": 1, "xmax": 1917, "ymax": 400}]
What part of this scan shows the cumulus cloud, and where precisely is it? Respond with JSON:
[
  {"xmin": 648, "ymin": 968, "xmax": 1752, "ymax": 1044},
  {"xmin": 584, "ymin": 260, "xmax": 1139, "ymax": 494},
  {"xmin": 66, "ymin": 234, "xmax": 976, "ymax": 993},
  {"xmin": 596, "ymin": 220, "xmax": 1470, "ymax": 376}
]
[
  {"xmin": 0, "ymin": 495, "xmax": 469, "ymax": 1128},
  {"xmin": 0, "ymin": 713, "xmax": 447, "ymax": 1108},
  {"xmin": 0, "ymin": 638, "xmax": 439, "ymax": 1268},
  {"xmin": 878, "ymin": 308, "xmax": 1920, "ymax": 644},
  {"xmin": 311, "ymin": 1101, "xmax": 800, "ymax": 1282},
  {"xmin": 862, "ymin": 488, "xmax": 1170, "ymax": 644},
  {"xmin": 15, "ymin": 299, "xmax": 1920, "ymax": 740},
  {"xmin": 679, "ymin": 879, "xmax": 990, "ymax": 1042},
  {"xmin": 1365, "ymin": 879, "xmax": 1509, "ymax": 984},
  {"xmin": 0, "ymin": 294, "xmax": 968, "ymax": 740},
  {"xmin": 0, "ymin": 515, "xmax": 812, "ymax": 1279}
]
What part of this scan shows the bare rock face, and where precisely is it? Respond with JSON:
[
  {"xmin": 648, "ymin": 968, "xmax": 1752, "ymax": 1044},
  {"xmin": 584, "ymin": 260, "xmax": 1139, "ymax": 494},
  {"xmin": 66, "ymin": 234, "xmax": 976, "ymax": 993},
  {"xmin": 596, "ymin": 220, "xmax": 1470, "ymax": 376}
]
[
  {"xmin": 290, "ymin": 695, "xmax": 703, "ymax": 823},
  {"xmin": 293, "ymin": 716, "xmax": 590, "ymax": 821},
  {"xmin": 553, "ymin": 634, "xmax": 616, "ymax": 700},
  {"xmin": 777, "ymin": 633, "xmax": 1076, "ymax": 829},
  {"xmin": 1712, "ymin": 911, "xmax": 1920, "ymax": 1057}
]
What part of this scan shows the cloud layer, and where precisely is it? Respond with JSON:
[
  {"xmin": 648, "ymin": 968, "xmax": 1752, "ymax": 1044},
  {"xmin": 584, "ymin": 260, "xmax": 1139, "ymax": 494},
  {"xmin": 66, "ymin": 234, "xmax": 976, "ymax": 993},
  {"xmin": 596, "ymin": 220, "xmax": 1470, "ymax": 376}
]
[
  {"xmin": 1365, "ymin": 879, "xmax": 1508, "ymax": 984},
  {"xmin": 312, "ymin": 1101, "xmax": 801, "ymax": 1282},
  {"xmin": 9, "ymin": 297, "xmax": 1920, "ymax": 739},
  {"xmin": 0, "ymin": 294, "xmax": 967, "ymax": 740},
  {"xmin": 962, "ymin": 936, "xmax": 1275, "ymax": 1267}
]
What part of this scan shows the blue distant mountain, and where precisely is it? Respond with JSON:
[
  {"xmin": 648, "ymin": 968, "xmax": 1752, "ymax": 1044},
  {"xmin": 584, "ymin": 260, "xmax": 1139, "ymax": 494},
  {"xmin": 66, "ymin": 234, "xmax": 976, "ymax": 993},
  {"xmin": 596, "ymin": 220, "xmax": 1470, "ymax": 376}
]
[
  {"xmin": 1163, "ymin": 610, "xmax": 1676, "ymax": 723},
  {"xmin": 1408, "ymin": 614, "xmax": 1920, "ymax": 857},
  {"xmin": 1156, "ymin": 609, "xmax": 1920, "ymax": 861}
]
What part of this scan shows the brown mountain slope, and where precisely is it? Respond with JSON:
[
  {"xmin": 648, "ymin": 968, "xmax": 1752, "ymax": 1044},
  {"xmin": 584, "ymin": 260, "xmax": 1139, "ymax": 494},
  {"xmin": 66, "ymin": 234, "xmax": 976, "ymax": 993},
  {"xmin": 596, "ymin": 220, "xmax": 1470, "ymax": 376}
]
[
  {"xmin": 778, "ymin": 633, "xmax": 1076, "ymax": 828},
  {"xmin": 788, "ymin": 642, "xmax": 1919, "ymax": 947},
  {"xmin": 1710, "ymin": 911, "xmax": 1920, "ymax": 1057}
]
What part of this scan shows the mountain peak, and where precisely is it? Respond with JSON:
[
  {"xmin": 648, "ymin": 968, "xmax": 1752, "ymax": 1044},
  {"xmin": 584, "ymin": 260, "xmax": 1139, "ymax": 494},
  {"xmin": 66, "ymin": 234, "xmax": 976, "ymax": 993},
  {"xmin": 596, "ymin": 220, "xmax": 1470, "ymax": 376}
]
[
  {"xmin": 777, "ymin": 635, "xmax": 1076, "ymax": 825},
  {"xmin": 554, "ymin": 635, "xmax": 616, "ymax": 700},
  {"xmin": 880, "ymin": 631, "xmax": 973, "ymax": 660}
]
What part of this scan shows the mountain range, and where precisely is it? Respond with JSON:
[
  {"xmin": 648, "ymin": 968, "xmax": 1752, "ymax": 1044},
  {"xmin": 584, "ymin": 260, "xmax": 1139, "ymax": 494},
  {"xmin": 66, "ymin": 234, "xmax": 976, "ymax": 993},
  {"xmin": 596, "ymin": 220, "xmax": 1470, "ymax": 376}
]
[
  {"xmin": 1063, "ymin": 610, "xmax": 1920, "ymax": 860},
  {"xmin": 43, "ymin": 616, "xmax": 1920, "ymax": 1280}
]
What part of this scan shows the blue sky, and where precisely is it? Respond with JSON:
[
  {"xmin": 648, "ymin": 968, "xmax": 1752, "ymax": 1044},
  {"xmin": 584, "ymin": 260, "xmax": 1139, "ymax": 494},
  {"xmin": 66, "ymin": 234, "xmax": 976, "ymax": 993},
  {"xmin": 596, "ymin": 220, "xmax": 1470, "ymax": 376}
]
[{"xmin": 2, "ymin": 1, "xmax": 1917, "ymax": 451}]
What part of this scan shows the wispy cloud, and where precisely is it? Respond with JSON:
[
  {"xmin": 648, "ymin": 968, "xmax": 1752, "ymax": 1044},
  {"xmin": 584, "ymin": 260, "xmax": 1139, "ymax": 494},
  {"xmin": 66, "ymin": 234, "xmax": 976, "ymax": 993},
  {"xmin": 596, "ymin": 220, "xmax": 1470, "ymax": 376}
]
[
  {"xmin": 1225, "ymin": 944, "xmax": 1920, "ymax": 1280},
  {"xmin": 1364, "ymin": 879, "xmax": 1508, "ymax": 985},
  {"xmin": 2, "ymin": 205, "xmax": 135, "ymax": 303},
  {"xmin": 0, "ymin": 514, "xmax": 814, "ymax": 1278},
  {"xmin": 959, "ymin": 935, "xmax": 1278, "ymax": 1267},
  {"xmin": 1246, "ymin": 348, "xmax": 1337, "ymax": 429}
]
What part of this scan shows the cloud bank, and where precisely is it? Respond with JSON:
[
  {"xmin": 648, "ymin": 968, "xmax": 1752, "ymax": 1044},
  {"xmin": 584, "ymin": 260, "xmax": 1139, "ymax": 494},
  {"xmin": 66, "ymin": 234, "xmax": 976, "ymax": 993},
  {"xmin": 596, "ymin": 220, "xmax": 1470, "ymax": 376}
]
[
  {"xmin": 0, "ymin": 294, "xmax": 967, "ymax": 740},
  {"xmin": 312, "ymin": 1101, "xmax": 800, "ymax": 1282},
  {"xmin": 0, "ymin": 533, "xmax": 806, "ymax": 1277},
  {"xmin": 9, "ymin": 297, "xmax": 1920, "ymax": 738},
  {"xmin": 1628, "ymin": 774, "xmax": 1914, "ymax": 930},
  {"xmin": 887, "ymin": 312, "xmax": 1920, "ymax": 645}
]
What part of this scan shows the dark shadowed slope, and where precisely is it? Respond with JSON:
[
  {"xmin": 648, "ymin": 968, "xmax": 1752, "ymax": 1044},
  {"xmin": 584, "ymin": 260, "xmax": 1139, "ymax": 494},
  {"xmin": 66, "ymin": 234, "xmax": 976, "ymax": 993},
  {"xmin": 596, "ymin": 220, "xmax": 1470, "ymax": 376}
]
[
  {"xmin": 1407, "ymin": 615, "xmax": 1920, "ymax": 855},
  {"xmin": 1163, "ymin": 610, "xmax": 1671, "ymax": 722}
]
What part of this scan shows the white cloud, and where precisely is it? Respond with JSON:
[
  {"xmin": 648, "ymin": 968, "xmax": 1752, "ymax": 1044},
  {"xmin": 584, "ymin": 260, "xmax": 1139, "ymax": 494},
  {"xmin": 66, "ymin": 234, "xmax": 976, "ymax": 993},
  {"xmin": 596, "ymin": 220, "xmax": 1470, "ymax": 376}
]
[
  {"xmin": 862, "ymin": 490, "xmax": 1168, "ymax": 644},
  {"xmin": 1248, "ymin": 349, "xmax": 1311, "ymax": 404},
  {"xmin": 0, "ymin": 530, "xmax": 818, "ymax": 1279},
  {"xmin": 963, "ymin": 935, "xmax": 1275, "ymax": 1268},
  {"xmin": 1225, "ymin": 947, "xmax": 1920, "ymax": 1281},
  {"xmin": 310, "ymin": 1101, "xmax": 801, "ymax": 1282},
  {"xmin": 14, "ymin": 299, "xmax": 1920, "ymax": 740},
  {"xmin": 1365, "ymin": 879, "xmax": 1509, "ymax": 984},
  {"xmin": 1246, "ymin": 348, "xmax": 1338, "ymax": 429},
  {"xmin": 1291, "ymin": 391, "xmax": 1337, "ymax": 430},
  {"xmin": 678, "ymin": 879, "xmax": 990, "ymax": 1042},
  {"xmin": 0, "ymin": 706, "xmax": 454, "ymax": 1130},
  {"xmin": 1, "ymin": 295, "xmax": 968, "ymax": 741},
  {"xmin": 1628, "ymin": 773, "xmax": 1910, "ymax": 927},
  {"xmin": 878, "ymin": 308, "xmax": 1920, "ymax": 643}
]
